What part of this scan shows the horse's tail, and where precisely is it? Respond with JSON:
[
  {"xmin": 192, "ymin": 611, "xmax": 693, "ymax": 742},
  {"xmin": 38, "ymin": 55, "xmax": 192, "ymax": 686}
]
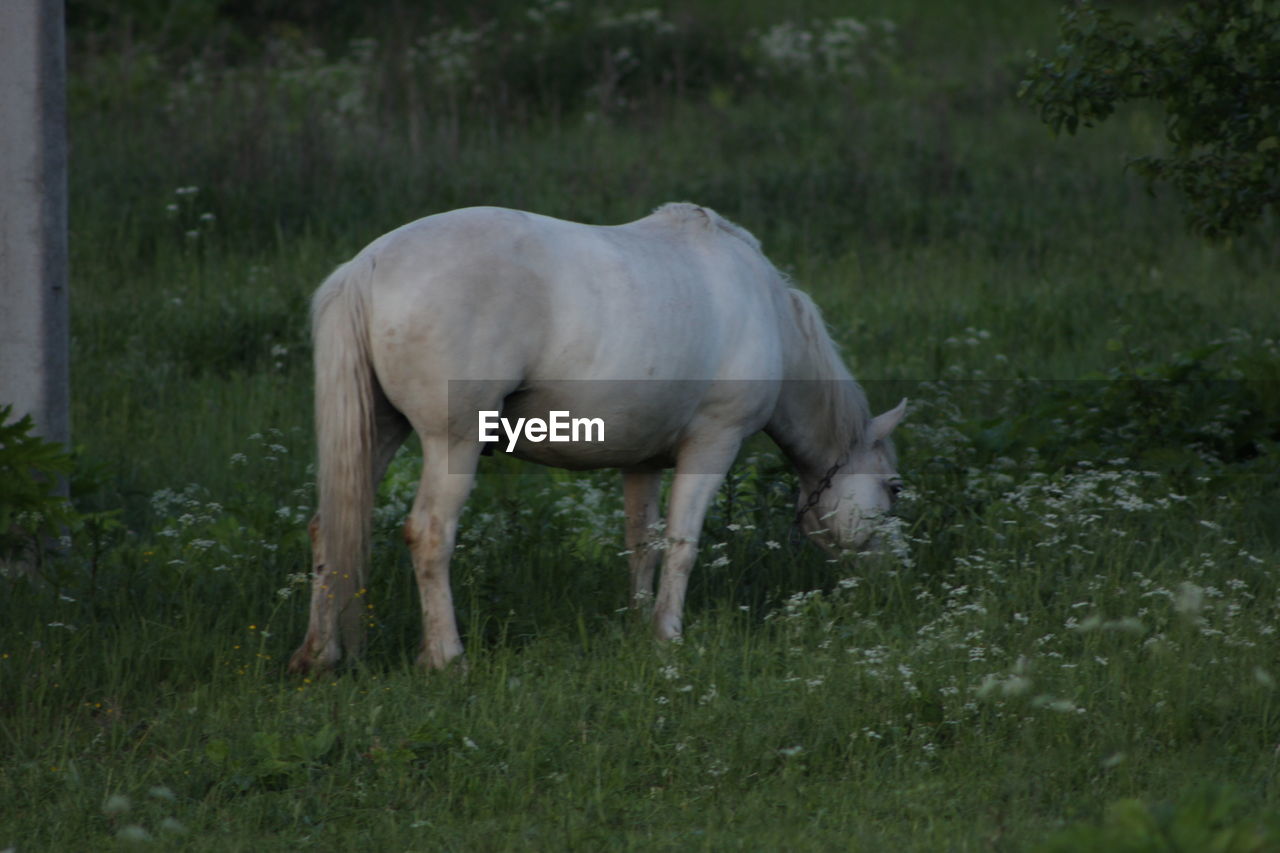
[{"xmin": 308, "ymin": 255, "xmax": 377, "ymax": 665}]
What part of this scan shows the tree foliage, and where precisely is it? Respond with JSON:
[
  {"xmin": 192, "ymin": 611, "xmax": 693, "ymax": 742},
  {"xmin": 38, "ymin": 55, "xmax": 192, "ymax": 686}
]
[{"xmin": 1021, "ymin": 1, "xmax": 1280, "ymax": 238}]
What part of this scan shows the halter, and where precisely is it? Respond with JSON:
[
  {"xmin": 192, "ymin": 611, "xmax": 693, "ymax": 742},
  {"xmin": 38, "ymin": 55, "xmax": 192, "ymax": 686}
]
[{"xmin": 793, "ymin": 457, "xmax": 846, "ymax": 528}]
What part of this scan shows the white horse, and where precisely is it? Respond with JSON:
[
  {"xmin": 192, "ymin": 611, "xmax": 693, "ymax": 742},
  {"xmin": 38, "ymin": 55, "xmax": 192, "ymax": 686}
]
[{"xmin": 289, "ymin": 203, "xmax": 906, "ymax": 673}]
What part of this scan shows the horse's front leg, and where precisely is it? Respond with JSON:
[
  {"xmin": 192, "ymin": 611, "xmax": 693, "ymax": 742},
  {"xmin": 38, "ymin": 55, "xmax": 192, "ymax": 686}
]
[
  {"xmin": 652, "ymin": 444, "xmax": 739, "ymax": 641},
  {"xmin": 404, "ymin": 439, "xmax": 480, "ymax": 670},
  {"xmin": 622, "ymin": 469, "xmax": 663, "ymax": 610}
]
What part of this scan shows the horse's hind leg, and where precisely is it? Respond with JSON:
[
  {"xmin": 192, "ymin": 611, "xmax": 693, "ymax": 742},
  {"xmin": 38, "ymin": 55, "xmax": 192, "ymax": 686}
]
[
  {"xmin": 292, "ymin": 396, "xmax": 410, "ymax": 673},
  {"xmin": 404, "ymin": 437, "xmax": 480, "ymax": 670},
  {"xmin": 335, "ymin": 401, "xmax": 412, "ymax": 655},
  {"xmin": 371, "ymin": 396, "xmax": 414, "ymax": 485},
  {"xmin": 622, "ymin": 469, "xmax": 662, "ymax": 610}
]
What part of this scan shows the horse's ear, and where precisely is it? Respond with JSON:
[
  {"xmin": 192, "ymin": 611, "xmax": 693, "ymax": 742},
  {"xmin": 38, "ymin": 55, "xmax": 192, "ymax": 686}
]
[{"xmin": 869, "ymin": 398, "xmax": 908, "ymax": 443}]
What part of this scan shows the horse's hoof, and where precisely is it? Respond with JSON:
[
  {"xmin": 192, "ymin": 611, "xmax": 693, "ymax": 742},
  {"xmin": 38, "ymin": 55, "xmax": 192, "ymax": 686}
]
[
  {"xmin": 416, "ymin": 649, "xmax": 468, "ymax": 673},
  {"xmin": 652, "ymin": 613, "xmax": 683, "ymax": 643},
  {"xmin": 288, "ymin": 644, "xmax": 338, "ymax": 675},
  {"xmin": 287, "ymin": 648, "xmax": 317, "ymax": 675}
]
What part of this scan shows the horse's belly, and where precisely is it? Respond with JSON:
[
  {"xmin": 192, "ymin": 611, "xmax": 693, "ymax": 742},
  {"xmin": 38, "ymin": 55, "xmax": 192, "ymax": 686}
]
[
  {"xmin": 492, "ymin": 388, "xmax": 693, "ymax": 469},
  {"xmin": 477, "ymin": 377, "xmax": 772, "ymax": 470},
  {"xmin": 509, "ymin": 441, "xmax": 675, "ymax": 471}
]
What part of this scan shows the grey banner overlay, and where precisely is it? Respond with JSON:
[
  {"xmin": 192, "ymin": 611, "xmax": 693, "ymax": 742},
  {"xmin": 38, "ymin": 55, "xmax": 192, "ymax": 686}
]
[{"xmin": 441, "ymin": 379, "xmax": 1276, "ymax": 475}]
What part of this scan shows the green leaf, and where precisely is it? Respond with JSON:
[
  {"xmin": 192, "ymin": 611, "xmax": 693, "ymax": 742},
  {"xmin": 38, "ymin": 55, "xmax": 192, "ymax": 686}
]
[{"xmin": 205, "ymin": 738, "xmax": 229, "ymax": 764}]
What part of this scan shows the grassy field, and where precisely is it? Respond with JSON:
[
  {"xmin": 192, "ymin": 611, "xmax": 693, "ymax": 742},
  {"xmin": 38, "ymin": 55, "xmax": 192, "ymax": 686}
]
[{"xmin": 3, "ymin": 0, "xmax": 1279, "ymax": 849}]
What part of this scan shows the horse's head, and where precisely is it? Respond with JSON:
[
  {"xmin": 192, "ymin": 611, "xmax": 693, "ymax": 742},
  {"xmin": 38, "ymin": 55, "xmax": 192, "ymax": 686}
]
[{"xmin": 798, "ymin": 398, "xmax": 907, "ymax": 553}]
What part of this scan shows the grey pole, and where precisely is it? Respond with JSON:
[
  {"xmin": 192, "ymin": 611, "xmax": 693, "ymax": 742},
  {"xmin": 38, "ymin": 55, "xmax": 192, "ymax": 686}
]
[{"xmin": 0, "ymin": 0, "xmax": 70, "ymax": 446}]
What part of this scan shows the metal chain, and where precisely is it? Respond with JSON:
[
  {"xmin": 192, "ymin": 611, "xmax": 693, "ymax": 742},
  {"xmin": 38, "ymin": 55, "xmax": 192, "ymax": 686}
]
[{"xmin": 793, "ymin": 457, "xmax": 846, "ymax": 528}]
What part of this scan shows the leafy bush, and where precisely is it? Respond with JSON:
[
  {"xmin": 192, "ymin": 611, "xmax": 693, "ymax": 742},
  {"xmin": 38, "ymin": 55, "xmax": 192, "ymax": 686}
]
[
  {"xmin": 1041, "ymin": 787, "xmax": 1280, "ymax": 852},
  {"xmin": 0, "ymin": 406, "xmax": 75, "ymax": 570},
  {"xmin": 954, "ymin": 336, "xmax": 1280, "ymax": 480},
  {"xmin": 77, "ymin": 4, "xmax": 899, "ymax": 131},
  {"xmin": 1020, "ymin": 1, "xmax": 1280, "ymax": 238}
]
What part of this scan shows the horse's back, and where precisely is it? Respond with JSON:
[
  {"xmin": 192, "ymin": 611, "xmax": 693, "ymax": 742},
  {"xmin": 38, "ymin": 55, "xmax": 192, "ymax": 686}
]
[
  {"xmin": 348, "ymin": 205, "xmax": 790, "ymax": 457},
  {"xmin": 363, "ymin": 203, "xmax": 764, "ymax": 300},
  {"xmin": 361, "ymin": 205, "xmax": 775, "ymax": 361}
]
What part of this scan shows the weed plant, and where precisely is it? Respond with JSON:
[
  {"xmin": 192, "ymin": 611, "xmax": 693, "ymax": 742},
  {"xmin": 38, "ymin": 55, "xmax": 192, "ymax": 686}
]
[{"xmin": 3, "ymin": 1, "xmax": 1278, "ymax": 849}]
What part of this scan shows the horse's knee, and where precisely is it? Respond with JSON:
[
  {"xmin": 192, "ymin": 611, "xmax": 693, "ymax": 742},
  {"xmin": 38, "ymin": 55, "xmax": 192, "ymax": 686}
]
[{"xmin": 404, "ymin": 515, "xmax": 447, "ymax": 560}]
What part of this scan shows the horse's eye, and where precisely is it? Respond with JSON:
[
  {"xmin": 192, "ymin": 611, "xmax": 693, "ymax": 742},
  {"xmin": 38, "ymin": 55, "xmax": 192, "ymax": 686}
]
[{"xmin": 886, "ymin": 479, "xmax": 904, "ymax": 501}]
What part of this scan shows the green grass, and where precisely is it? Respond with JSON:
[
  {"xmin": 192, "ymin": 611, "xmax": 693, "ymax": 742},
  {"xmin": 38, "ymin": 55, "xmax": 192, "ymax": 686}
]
[{"xmin": 4, "ymin": 1, "xmax": 1279, "ymax": 849}]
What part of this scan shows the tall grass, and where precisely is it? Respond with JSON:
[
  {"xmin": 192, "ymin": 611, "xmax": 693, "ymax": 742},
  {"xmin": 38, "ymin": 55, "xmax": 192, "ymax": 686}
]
[{"xmin": 3, "ymin": 0, "xmax": 1278, "ymax": 849}]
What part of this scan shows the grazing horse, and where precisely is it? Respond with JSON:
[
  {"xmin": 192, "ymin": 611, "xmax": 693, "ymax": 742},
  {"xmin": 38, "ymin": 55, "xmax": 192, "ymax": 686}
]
[{"xmin": 289, "ymin": 203, "xmax": 906, "ymax": 673}]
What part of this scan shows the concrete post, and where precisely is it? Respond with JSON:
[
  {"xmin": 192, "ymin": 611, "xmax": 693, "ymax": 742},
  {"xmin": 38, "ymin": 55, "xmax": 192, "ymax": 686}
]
[{"xmin": 0, "ymin": 0, "xmax": 70, "ymax": 446}]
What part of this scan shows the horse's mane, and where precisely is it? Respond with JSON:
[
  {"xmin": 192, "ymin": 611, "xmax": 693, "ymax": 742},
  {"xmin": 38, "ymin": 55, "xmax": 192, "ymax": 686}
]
[
  {"xmin": 650, "ymin": 202, "xmax": 762, "ymax": 253},
  {"xmin": 785, "ymin": 288, "xmax": 871, "ymax": 456},
  {"xmin": 649, "ymin": 202, "xmax": 870, "ymax": 457}
]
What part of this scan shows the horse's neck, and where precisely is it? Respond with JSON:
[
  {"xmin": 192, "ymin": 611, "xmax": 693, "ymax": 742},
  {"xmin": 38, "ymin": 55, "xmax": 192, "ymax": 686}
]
[
  {"xmin": 767, "ymin": 381, "xmax": 847, "ymax": 478},
  {"xmin": 762, "ymin": 333, "xmax": 865, "ymax": 473},
  {"xmin": 767, "ymin": 289, "xmax": 868, "ymax": 478}
]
